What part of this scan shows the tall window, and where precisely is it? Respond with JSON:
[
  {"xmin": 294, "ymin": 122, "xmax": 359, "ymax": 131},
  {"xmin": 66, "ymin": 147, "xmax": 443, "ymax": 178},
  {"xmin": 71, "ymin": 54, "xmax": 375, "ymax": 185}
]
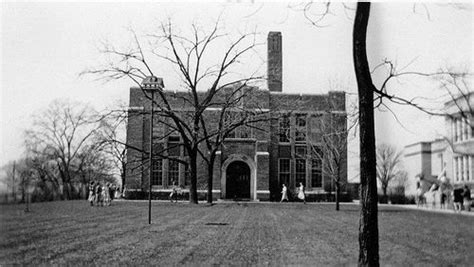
[
  {"xmin": 295, "ymin": 114, "xmax": 306, "ymax": 143},
  {"xmin": 168, "ymin": 160, "xmax": 179, "ymax": 185},
  {"xmin": 454, "ymin": 157, "xmax": 459, "ymax": 181},
  {"xmin": 279, "ymin": 158, "xmax": 290, "ymax": 185},
  {"xmin": 168, "ymin": 136, "xmax": 180, "ymax": 157},
  {"xmin": 279, "ymin": 114, "xmax": 290, "ymax": 142},
  {"xmin": 467, "ymin": 156, "xmax": 471, "ymax": 181},
  {"xmin": 295, "ymin": 158, "xmax": 306, "ymax": 185},
  {"xmin": 310, "ymin": 115, "xmax": 323, "ymax": 143},
  {"xmin": 151, "ymin": 159, "xmax": 163, "ymax": 185},
  {"xmin": 463, "ymin": 118, "xmax": 469, "ymax": 140},
  {"xmin": 311, "ymin": 158, "xmax": 322, "ymax": 188}
]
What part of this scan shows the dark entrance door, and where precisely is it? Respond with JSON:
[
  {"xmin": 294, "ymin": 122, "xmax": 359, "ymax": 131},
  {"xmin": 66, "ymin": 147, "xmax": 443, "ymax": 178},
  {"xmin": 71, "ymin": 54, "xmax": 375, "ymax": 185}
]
[{"xmin": 226, "ymin": 161, "xmax": 251, "ymax": 199}]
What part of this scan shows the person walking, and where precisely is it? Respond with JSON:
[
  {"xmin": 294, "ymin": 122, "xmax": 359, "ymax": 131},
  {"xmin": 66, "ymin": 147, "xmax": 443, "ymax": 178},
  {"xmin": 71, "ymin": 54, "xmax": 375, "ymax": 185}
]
[
  {"xmin": 109, "ymin": 184, "xmax": 115, "ymax": 202},
  {"xmin": 297, "ymin": 182, "xmax": 306, "ymax": 204},
  {"xmin": 95, "ymin": 183, "xmax": 102, "ymax": 206},
  {"xmin": 462, "ymin": 185, "xmax": 471, "ymax": 212},
  {"xmin": 169, "ymin": 181, "xmax": 179, "ymax": 203},
  {"xmin": 280, "ymin": 184, "xmax": 289, "ymax": 202},
  {"xmin": 88, "ymin": 181, "xmax": 95, "ymax": 206},
  {"xmin": 453, "ymin": 187, "xmax": 463, "ymax": 212},
  {"xmin": 416, "ymin": 181, "xmax": 425, "ymax": 208}
]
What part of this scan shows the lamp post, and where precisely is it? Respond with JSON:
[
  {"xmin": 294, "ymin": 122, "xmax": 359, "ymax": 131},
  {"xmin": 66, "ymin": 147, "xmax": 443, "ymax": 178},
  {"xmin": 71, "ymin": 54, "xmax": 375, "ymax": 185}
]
[{"xmin": 142, "ymin": 76, "xmax": 165, "ymax": 225}]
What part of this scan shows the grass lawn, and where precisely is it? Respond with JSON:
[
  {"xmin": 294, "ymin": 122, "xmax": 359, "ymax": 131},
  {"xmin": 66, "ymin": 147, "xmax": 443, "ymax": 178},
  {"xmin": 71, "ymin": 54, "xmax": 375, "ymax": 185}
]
[{"xmin": 1, "ymin": 200, "xmax": 473, "ymax": 265}]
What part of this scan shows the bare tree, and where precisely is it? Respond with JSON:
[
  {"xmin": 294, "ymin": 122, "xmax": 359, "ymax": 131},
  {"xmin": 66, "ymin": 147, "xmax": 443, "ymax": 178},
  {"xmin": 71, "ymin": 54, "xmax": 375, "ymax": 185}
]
[
  {"xmin": 1, "ymin": 161, "xmax": 17, "ymax": 202},
  {"xmin": 26, "ymin": 154, "xmax": 61, "ymax": 201},
  {"xmin": 352, "ymin": 4, "xmax": 380, "ymax": 265},
  {"xmin": 309, "ymin": 112, "xmax": 348, "ymax": 211},
  {"xmin": 85, "ymin": 19, "xmax": 263, "ymax": 204},
  {"xmin": 94, "ymin": 105, "xmax": 128, "ymax": 192},
  {"xmin": 24, "ymin": 99, "xmax": 98, "ymax": 200},
  {"xmin": 376, "ymin": 144, "xmax": 403, "ymax": 202},
  {"xmin": 0, "ymin": 159, "xmax": 37, "ymax": 203}
]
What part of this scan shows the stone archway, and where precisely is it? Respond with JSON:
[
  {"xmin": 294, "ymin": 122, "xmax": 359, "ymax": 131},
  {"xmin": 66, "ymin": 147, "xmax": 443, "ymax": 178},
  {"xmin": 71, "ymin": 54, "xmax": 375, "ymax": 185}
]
[{"xmin": 221, "ymin": 154, "xmax": 257, "ymax": 200}]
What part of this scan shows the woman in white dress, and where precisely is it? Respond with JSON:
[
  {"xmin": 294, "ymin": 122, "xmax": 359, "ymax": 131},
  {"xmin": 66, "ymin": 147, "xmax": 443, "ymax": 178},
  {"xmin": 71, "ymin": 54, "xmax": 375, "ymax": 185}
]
[
  {"xmin": 297, "ymin": 182, "xmax": 306, "ymax": 204},
  {"xmin": 280, "ymin": 184, "xmax": 288, "ymax": 202}
]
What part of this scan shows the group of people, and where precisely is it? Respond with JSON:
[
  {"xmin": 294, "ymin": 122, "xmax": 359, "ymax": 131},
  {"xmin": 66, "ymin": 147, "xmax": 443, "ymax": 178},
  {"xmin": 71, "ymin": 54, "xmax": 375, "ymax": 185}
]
[
  {"xmin": 280, "ymin": 182, "xmax": 306, "ymax": 204},
  {"xmin": 416, "ymin": 171, "xmax": 472, "ymax": 212},
  {"xmin": 88, "ymin": 181, "xmax": 119, "ymax": 207}
]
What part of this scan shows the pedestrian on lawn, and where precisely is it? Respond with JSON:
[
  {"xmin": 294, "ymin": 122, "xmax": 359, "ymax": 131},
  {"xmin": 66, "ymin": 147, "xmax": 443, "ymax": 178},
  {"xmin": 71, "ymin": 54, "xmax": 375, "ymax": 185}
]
[
  {"xmin": 88, "ymin": 181, "xmax": 95, "ymax": 206},
  {"xmin": 297, "ymin": 182, "xmax": 306, "ymax": 204},
  {"xmin": 453, "ymin": 187, "xmax": 463, "ymax": 212},
  {"xmin": 169, "ymin": 181, "xmax": 179, "ymax": 203},
  {"xmin": 462, "ymin": 185, "xmax": 471, "ymax": 212},
  {"xmin": 415, "ymin": 179, "xmax": 425, "ymax": 208},
  {"xmin": 440, "ymin": 191, "xmax": 447, "ymax": 209},
  {"xmin": 429, "ymin": 184, "xmax": 438, "ymax": 209},
  {"xmin": 103, "ymin": 183, "xmax": 111, "ymax": 206},
  {"xmin": 280, "ymin": 184, "xmax": 289, "ymax": 202},
  {"xmin": 95, "ymin": 183, "xmax": 102, "ymax": 206},
  {"xmin": 109, "ymin": 184, "xmax": 115, "ymax": 202},
  {"xmin": 115, "ymin": 185, "xmax": 122, "ymax": 199}
]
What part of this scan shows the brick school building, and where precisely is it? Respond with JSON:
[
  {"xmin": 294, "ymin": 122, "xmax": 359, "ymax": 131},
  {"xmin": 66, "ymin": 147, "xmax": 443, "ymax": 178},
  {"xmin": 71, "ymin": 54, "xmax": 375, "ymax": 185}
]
[{"xmin": 124, "ymin": 32, "xmax": 348, "ymax": 201}]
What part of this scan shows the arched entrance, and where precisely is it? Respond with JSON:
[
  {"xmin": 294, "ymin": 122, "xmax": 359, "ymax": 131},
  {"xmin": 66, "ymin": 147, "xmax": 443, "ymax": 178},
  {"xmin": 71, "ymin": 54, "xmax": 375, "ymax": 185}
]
[{"xmin": 226, "ymin": 161, "xmax": 251, "ymax": 199}]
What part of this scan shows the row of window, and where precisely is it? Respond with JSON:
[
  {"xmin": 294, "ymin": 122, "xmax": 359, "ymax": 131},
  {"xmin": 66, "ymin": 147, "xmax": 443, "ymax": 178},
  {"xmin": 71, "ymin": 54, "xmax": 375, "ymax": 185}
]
[
  {"xmin": 452, "ymin": 117, "xmax": 473, "ymax": 142},
  {"xmin": 151, "ymin": 158, "xmax": 189, "ymax": 186},
  {"xmin": 278, "ymin": 113, "xmax": 345, "ymax": 144},
  {"xmin": 278, "ymin": 158, "xmax": 322, "ymax": 188},
  {"xmin": 279, "ymin": 114, "xmax": 307, "ymax": 142},
  {"xmin": 152, "ymin": 157, "xmax": 324, "ymax": 189},
  {"xmin": 454, "ymin": 155, "xmax": 473, "ymax": 182}
]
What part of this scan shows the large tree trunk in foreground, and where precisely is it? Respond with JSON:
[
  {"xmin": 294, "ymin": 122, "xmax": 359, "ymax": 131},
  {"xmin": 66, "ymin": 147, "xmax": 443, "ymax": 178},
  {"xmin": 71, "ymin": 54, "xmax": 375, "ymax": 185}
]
[{"xmin": 353, "ymin": 2, "xmax": 379, "ymax": 266}]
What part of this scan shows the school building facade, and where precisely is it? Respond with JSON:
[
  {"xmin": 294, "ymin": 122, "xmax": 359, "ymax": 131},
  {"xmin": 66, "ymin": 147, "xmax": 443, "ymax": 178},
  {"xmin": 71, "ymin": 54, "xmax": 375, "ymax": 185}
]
[{"xmin": 124, "ymin": 32, "xmax": 348, "ymax": 201}]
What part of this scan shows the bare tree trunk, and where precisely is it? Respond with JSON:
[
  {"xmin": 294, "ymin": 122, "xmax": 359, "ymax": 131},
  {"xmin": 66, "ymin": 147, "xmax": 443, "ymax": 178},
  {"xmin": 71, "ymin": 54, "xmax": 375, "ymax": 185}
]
[
  {"xmin": 21, "ymin": 186, "xmax": 26, "ymax": 203},
  {"xmin": 189, "ymin": 153, "xmax": 198, "ymax": 204},
  {"xmin": 121, "ymin": 163, "xmax": 126, "ymax": 193},
  {"xmin": 353, "ymin": 2, "xmax": 379, "ymax": 266},
  {"xmin": 12, "ymin": 161, "xmax": 16, "ymax": 203},
  {"xmin": 207, "ymin": 153, "xmax": 216, "ymax": 204},
  {"xmin": 382, "ymin": 186, "xmax": 388, "ymax": 203},
  {"xmin": 335, "ymin": 182, "xmax": 340, "ymax": 211}
]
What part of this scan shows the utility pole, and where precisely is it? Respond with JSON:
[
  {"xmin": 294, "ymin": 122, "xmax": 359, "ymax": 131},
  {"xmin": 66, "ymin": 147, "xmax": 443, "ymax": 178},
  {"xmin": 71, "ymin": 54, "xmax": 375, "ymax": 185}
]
[
  {"xmin": 148, "ymin": 89, "xmax": 154, "ymax": 225},
  {"xmin": 142, "ymin": 76, "xmax": 164, "ymax": 225}
]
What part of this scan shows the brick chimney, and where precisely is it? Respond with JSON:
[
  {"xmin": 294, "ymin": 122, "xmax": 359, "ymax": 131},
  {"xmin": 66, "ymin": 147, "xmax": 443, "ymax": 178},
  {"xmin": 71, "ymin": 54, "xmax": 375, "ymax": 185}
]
[{"xmin": 267, "ymin": 32, "xmax": 282, "ymax": 92}]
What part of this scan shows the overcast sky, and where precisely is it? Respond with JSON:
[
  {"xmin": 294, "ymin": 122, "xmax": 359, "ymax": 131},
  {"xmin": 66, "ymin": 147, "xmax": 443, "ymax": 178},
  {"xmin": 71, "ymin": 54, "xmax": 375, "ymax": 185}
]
[{"xmin": 1, "ymin": 1, "xmax": 472, "ymax": 181}]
